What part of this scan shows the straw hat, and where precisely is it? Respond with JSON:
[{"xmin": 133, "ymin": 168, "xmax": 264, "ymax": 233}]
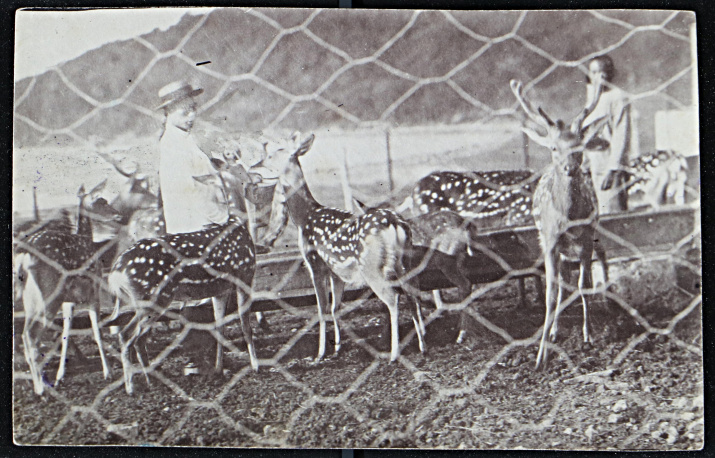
[{"xmin": 155, "ymin": 81, "xmax": 204, "ymax": 110}]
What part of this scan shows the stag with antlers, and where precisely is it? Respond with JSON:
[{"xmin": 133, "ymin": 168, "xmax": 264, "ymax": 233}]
[{"xmin": 510, "ymin": 79, "xmax": 609, "ymax": 369}]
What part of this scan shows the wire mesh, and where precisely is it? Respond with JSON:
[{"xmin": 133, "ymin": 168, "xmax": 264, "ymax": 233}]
[{"xmin": 13, "ymin": 8, "xmax": 702, "ymax": 449}]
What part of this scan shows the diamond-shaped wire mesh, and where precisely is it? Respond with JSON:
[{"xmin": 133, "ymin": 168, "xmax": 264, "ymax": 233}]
[{"xmin": 13, "ymin": 8, "xmax": 702, "ymax": 449}]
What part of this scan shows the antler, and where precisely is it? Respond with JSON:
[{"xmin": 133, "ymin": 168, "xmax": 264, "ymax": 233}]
[
  {"xmin": 570, "ymin": 79, "xmax": 604, "ymax": 134},
  {"xmin": 510, "ymin": 80, "xmax": 554, "ymax": 130},
  {"xmin": 97, "ymin": 151, "xmax": 138, "ymax": 178}
]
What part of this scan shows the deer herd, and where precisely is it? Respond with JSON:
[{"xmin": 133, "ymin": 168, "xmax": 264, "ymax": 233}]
[{"xmin": 14, "ymin": 81, "xmax": 690, "ymax": 396}]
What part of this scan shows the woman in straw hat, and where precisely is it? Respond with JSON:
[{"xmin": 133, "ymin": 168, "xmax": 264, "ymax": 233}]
[{"xmin": 156, "ymin": 81, "xmax": 229, "ymax": 234}]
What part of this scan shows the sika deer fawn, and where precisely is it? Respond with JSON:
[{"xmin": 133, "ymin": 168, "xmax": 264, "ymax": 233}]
[
  {"xmin": 15, "ymin": 181, "xmax": 120, "ymax": 395},
  {"xmin": 107, "ymin": 160, "xmax": 259, "ymax": 394},
  {"xmin": 261, "ymin": 133, "xmax": 426, "ymax": 362},
  {"xmin": 510, "ymin": 79, "xmax": 609, "ymax": 369}
]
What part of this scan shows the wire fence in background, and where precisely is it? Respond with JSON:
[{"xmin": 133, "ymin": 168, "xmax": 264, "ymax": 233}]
[{"xmin": 13, "ymin": 8, "xmax": 702, "ymax": 449}]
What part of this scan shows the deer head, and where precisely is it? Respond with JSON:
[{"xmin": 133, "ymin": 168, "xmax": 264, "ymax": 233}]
[
  {"xmin": 98, "ymin": 151, "xmax": 157, "ymax": 218},
  {"xmin": 510, "ymin": 80, "xmax": 608, "ymax": 176},
  {"xmin": 76, "ymin": 179, "xmax": 121, "ymax": 237},
  {"xmin": 260, "ymin": 132, "xmax": 316, "ymax": 190},
  {"xmin": 192, "ymin": 157, "xmax": 261, "ymax": 210}
]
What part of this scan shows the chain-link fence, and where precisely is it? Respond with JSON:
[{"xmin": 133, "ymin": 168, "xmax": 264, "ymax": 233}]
[{"xmin": 13, "ymin": 8, "xmax": 702, "ymax": 449}]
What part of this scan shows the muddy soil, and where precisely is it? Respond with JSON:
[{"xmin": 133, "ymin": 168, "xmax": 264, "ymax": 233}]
[{"xmin": 13, "ymin": 274, "xmax": 703, "ymax": 450}]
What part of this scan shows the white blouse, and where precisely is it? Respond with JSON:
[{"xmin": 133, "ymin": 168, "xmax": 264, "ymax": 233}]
[
  {"xmin": 582, "ymin": 84, "xmax": 636, "ymax": 173},
  {"xmin": 159, "ymin": 124, "xmax": 228, "ymax": 234}
]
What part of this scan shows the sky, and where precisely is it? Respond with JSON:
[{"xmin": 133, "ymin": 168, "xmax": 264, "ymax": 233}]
[{"xmin": 15, "ymin": 8, "xmax": 214, "ymax": 81}]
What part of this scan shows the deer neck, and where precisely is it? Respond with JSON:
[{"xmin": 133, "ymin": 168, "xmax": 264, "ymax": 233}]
[
  {"xmin": 280, "ymin": 158, "xmax": 320, "ymax": 228},
  {"xmin": 76, "ymin": 197, "xmax": 93, "ymax": 238}
]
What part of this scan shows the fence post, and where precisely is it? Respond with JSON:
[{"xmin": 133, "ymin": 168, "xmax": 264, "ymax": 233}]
[
  {"xmin": 522, "ymin": 128, "xmax": 530, "ymax": 169},
  {"xmin": 385, "ymin": 129, "xmax": 395, "ymax": 192},
  {"xmin": 339, "ymin": 147, "xmax": 354, "ymax": 211},
  {"xmin": 690, "ymin": 22, "xmax": 699, "ymax": 138},
  {"xmin": 32, "ymin": 186, "xmax": 39, "ymax": 221}
]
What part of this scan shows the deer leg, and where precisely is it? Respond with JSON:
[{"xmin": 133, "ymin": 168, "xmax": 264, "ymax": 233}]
[
  {"xmin": 536, "ymin": 249, "xmax": 558, "ymax": 370},
  {"xmin": 23, "ymin": 317, "xmax": 46, "ymax": 395},
  {"xmin": 211, "ymin": 294, "xmax": 228, "ymax": 374},
  {"xmin": 380, "ymin": 288, "xmax": 401, "ymax": 362},
  {"xmin": 134, "ymin": 330, "xmax": 152, "ymax": 386},
  {"xmin": 579, "ymin": 248, "xmax": 595, "ymax": 345},
  {"xmin": 401, "ymin": 246, "xmax": 427, "ymax": 354},
  {"xmin": 237, "ymin": 287, "xmax": 258, "ymax": 371},
  {"xmin": 119, "ymin": 309, "xmax": 153, "ymax": 394},
  {"xmin": 55, "ymin": 302, "xmax": 75, "ymax": 386},
  {"xmin": 306, "ymin": 259, "xmax": 331, "ymax": 361},
  {"xmin": 410, "ymin": 294, "xmax": 427, "ymax": 354},
  {"xmin": 246, "ymin": 200, "xmax": 257, "ymax": 241},
  {"xmin": 88, "ymin": 302, "xmax": 112, "ymax": 379},
  {"xmin": 329, "ymin": 275, "xmax": 345, "ymax": 356},
  {"xmin": 594, "ymin": 242, "xmax": 609, "ymax": 285},
  {"xmin": 438, "ymin": 252, "xmax": 471, "ymax": 344},
  {"xmin": 549, "ymin": 261, "xmax": 569, "ymax": 343}
]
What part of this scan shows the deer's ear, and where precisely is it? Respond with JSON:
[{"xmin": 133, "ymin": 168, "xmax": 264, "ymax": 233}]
[
  {"xmin": 522, "ymin": 127, "xmax": 552, "ymax": 149},
  {"xmin": 295, "ymin": 134, "xmax": 315, "ymax": 157},
  {"xmin": 352, "ymin": 198, "xmax": 367, "ymax": 215},
  {"xmin": 248, "ymin": 172, "xmax": 263, "ymax": 184},
  {"xmin": 192, "ymin": 174, "xmax": 215, "ymax": 185},
  {"xmin": 91, "ymin": 178, "xmax": 108, "ymax": 195},
  {"xmin": 210, "ymin": 157, "xmax": 226, "ymax": 170}
]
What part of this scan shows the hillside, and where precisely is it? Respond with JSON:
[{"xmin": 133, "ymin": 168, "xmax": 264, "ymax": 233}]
[{"xmin": 13, "ymin": 9, "xmax": 696, "ymax": 151}]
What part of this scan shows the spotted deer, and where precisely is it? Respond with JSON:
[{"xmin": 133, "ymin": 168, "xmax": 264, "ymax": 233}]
[
  {"xmin": 107, "ymin": 160, "xmax": 258, "ymax": 395},
  {"xmin": 98, "ymin": 151, "xmax": 166, "ymax": 256},
  {"xmin": 355, "ymin": 203, "xmax": 532, "ymax": 344},
  {"xmin": 15, "ymin": 181, "xmax": 121, "ymax": 395},
  {"xmin": 260, "ymin": 133, "xmax": 426, "ymax": 362},
  {"xmin": 400, "ymin": 170, "xmax": 538, "ymax": 226},
  {"xmin": 397, "ymin": 170, "xmax": 543, "ymax": 312},
  {"xmin": 98, "ymin": 151, "xmax": 160, "ymax": 224},
  {"xmin": 510, "ymin": 79, "xmax": 609, "ymax": 369},
  {"xmin": 621, "ymin": 150, "xmax": 689, "ymax": 210}
]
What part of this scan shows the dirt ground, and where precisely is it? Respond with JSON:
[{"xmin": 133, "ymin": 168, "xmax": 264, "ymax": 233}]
[{"xmin": 13, "ymin": 264, "xmax": 703, "ymax": 450}]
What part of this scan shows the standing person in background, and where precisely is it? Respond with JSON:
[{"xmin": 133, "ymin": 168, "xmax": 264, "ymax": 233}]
[
  {"xmin": 581, "ymin": 55, "xmax": 637, "ymax": 214},
  {"xmin": 156, "ymin": 81, "xmax": 228, "ymax": 234}
]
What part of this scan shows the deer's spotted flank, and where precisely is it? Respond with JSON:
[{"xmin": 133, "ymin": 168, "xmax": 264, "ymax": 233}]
[{"xmin": 412, "ymin": 170, "xmax": 537, "ymax": 226}]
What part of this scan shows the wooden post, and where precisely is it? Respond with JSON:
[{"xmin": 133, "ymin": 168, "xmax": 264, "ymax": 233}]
[
  {"xmin": 339, "ymin": 147, "xmax": 353, "ymax": 211},
  {"xmin": 522, "ymin": 129, "xmax": 530, "ymax": 169},
  {"xmin": 32, "ymin": 186, "xmax": 39, "ymax": 221},
  {"xmin": 690, "ymin": 23, "xmax": 699, "ymax": 138},
  {"xmin": 246, "ymin": 200, "xmax": 257, "ymax": 241},
  {"xmin": 385, "ymin": 129, "xmax": 395, "ymax": 192}
]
